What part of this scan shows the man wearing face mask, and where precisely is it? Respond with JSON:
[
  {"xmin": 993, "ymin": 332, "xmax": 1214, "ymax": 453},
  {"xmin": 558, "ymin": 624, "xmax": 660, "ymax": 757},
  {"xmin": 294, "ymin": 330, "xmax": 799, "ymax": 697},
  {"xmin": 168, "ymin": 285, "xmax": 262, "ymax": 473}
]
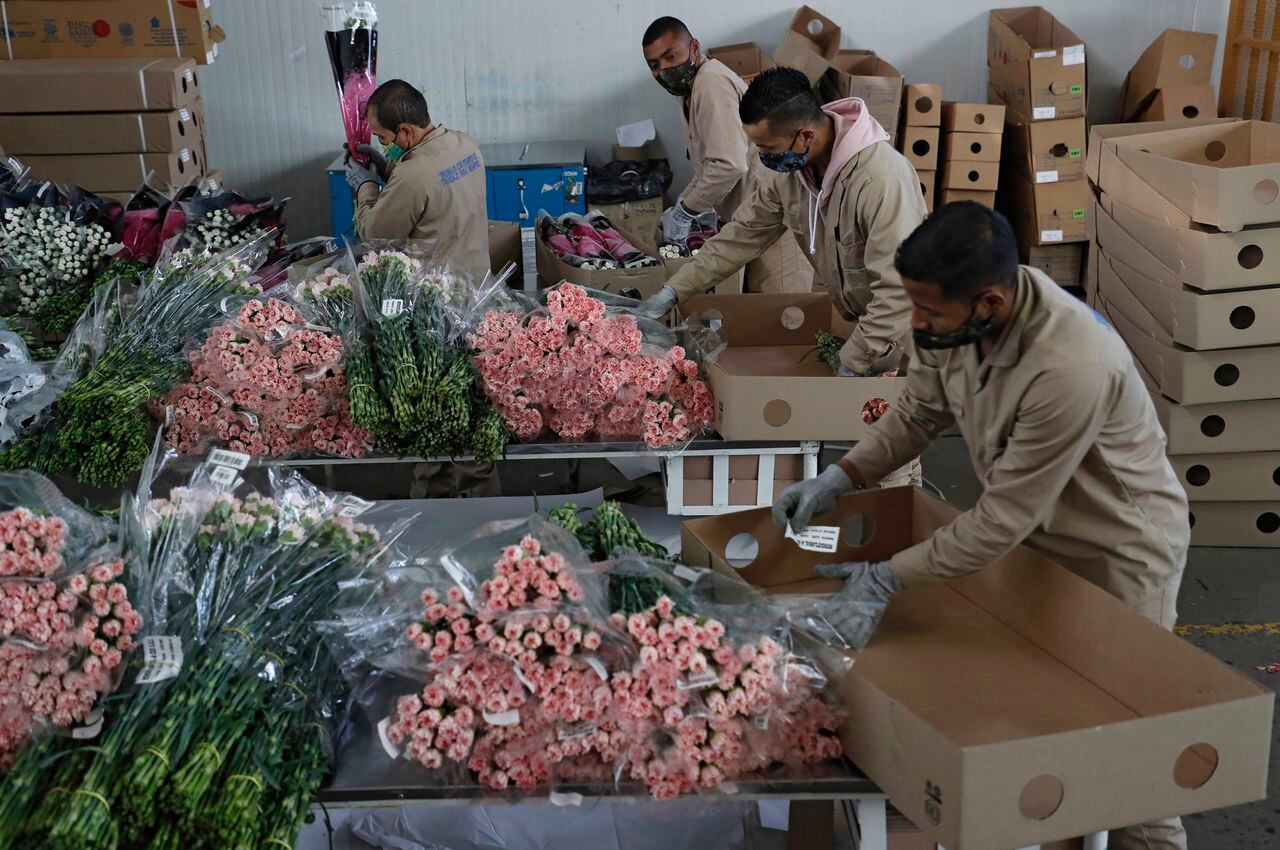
[
  {"xmin": 345, "ymin": 79, "xmax": 490, "ymax": 282},
  {"xmin": 641, "ymin": 66, "xmax": 925, "ymax": 377},
  {"xmin": 774, "ymin": 201, "xmax": 1188, "ymax": 850},
  {"xmin": 641, "ymin": 17, "xmax": 811, "ymax": 294}
]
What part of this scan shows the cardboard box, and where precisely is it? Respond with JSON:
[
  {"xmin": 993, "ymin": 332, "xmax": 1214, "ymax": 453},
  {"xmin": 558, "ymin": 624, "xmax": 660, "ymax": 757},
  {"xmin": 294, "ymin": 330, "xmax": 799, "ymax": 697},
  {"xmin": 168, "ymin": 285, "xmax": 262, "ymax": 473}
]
[
  {"xmin": 1130, "ymin": 86, "xmax": 1218, "ymax": 123},
  {"xmin": 1097, "ymin": 275, "xmax": 1280, "ymax": 404},
  {"xmin": 1022, "ymin": 243, "xmax": 1083, "ymax": 288},
  {"xmin": 0, "ymin": 0, "xmax": 220, "ymax": 64},
  {"xmin": 0, "ymin": 106, "xmax": 200, "ymax": 154},
  {"xmin": 1086, "ymin": 118, "xmax": 1241, "ymax": 186},
  {"xmin": 987, "ymin": 7, "xmax": 1087, "ymax": 121},
  {"xmin": 1171, "ymin": 452, "xmax": 1280, "ymax": 501},
  {"xmin": 20, "ymin": 148, "xmax": 203, "ymax": 192},
  {"xmin": 680, "ymin": 293, "xmax": 906, "ymax": 441},
  {"xmin": 942, "ymin": 131, "xmax": 1002, "ymax": 162},
  {"xmin": 708, "ymin": 42, "xmax": 775, "ymax": 82},
  {"xmin": 773, "ymin": 5, "xmax": 840, "ymax": 85},
  {"xmin": 1003, "ymin": 115, "xmax": 1086, "ymax": 184},
  {"xmin": 1188, "ymin": 501, "xmax": 1280, "ymax": 547},
  {"xmin": 680, "ymin": 488, "xmax": 1274, "ymax": 849},
  {"xmin": 487, "ymin": 221, "xmax": 523, "ymax": 283},
  {"xmin": 591, "ymin": 199, "xmax": 663, "ymax": 255},
  {"xmin": 611, "ymin": 144, "xmax": 649, "ymax": 162},
  {"xmin": 1119, "ymin": 29, "xmax": 1217, "ymax": 121},
  {"xmin": 917, "ymin": 170, "xmax": 936, "ymax": 212},
  {"xmin": 900, "ymin": 126, "xmax": 940, "ymax": 171},
  {"xmin": 0, "ymin": 57, "xmax": 200, "ymax": 113},
  {"xmin": 1095, "ymin": 120, "xmax": 1280, "ymax": 232},
  {"xmin": 903, "ymin": 84, "xmax": 942, "ymax": 126},
  {"xmin": 1153, "ymin": 394, "xmax": 1280, "ymax": 455},
  {"xmin": 939, "ymin": 189, "xmax": 996, "ymax": 208},
  {"xmin": 1099, "ymin": 192, "xmax": 1280, "ymax": 292},
  {"xmin": 941, "ymin": 159, "xmax": 999, "ymax": 192},
  {"xmin": 1095, "ymin": 203, "xmax": 1280, "ymax": 349},
  {"xmin": 941, "ymin": 101, "xmax": 1005, "ymax": 133},
  {"xmin": 534, "ymin": 220, "xmax": 667, "ymax": 298},
  {"xmin": 819, "ymin": 51, "xmax": 905, "ymax": 134},
  {"xmin": 999, "ymin": 173, "xmax": 1091, "ymax": 246}
]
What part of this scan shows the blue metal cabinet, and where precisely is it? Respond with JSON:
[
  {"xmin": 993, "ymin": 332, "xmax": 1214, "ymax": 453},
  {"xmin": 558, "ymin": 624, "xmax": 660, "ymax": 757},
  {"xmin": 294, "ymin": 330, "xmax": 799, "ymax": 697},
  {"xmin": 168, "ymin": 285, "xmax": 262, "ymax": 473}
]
[
  {"xmin": 480, "ymin": 141, "xmax": 587, "ymax": 227},
  {"xmin": 326, "ymin": 155, "xmax": 357, "ymax": 243}
]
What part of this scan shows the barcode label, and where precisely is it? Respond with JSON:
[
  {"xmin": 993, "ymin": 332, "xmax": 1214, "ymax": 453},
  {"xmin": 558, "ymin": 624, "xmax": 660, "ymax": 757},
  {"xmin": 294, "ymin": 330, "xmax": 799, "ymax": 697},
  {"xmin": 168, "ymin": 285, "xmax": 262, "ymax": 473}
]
[
  {"xmin": 185, "ymin": 69, "xmax": 195, "ymax": 82},
  {"xmin": 339, "ymin": 495, "xmax": 373, "ymax": 517},
  {"xmin": 180, "ymin": 149, "xmax": 191, "ymax": 162},
  {"xmin": 137, "ymin": 636, "xmax": 183, "ymax": 684},
  {"xmin": 785, "ymin": 524, "xmax": 841, "ymax": 553},
  {"xmin": 1035, "ymin": 170, "xmax": 1059, "ymax": 184},
  {"xmin": 209, "ymin": 449, "xmax": 250, "ymax": 470},
  {"xmin": 1033, "ymin": 106, "xmax": 1057, "ymax": 120},
  {"xmin": 209, "ymin": 466, "xmax": 239, "ymax": 489},
  {"xmin": 1062, "ymin": 44, "xmax": 1085, "ymax": 66},
  {"xmin": 1033, "ymin": 49, "xmax": 1057, "ymax": 59},
  {"xmin": 557, "ymin": 722, "xmax": 597, "ymax": 741},
  {"xmin": 381, "ymin": 299, "xmax": 405, "ymax": 317},
  {"xmin": 1041, "ymin": 229, "xmax": 1065, "ymax": 243},
  {"xmin": 754, "ymin": 714, "xmax": 770, "ymax": 731},
  {"xmin": 678, "ymin": 669, "xmax": 719, "ymax": 691},
  {"xmin": 179, "ymin": 108, "xmax": 191, "ymax": 121}
]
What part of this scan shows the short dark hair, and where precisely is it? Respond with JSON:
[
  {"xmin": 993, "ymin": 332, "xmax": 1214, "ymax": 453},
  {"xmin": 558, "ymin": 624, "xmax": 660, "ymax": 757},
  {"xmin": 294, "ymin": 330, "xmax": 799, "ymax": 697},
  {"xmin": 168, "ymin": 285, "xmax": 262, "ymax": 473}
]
[
  {"xmin": 739, "ymin": 67, "xmax": 824, "ymax": 134},
  {"xmin": 642, "ymin": 16, "xmax": 690, "ymax": 47},
  {"xmin": 367, "ymin": 79, "xmax": 430, "ymax": 129},
  {"xmin": 894, "ymin": 201, "xmax": 1019, "ymax": 299}
]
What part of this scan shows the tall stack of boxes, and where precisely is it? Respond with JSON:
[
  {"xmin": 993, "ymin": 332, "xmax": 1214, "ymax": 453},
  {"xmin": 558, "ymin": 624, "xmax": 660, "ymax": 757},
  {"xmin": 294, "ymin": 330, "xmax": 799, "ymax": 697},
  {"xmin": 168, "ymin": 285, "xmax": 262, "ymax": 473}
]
[
  {"xmin": 1117, "ymin": 29, "xmax": 1219, "ymax": 123},
  {"xmin": 0, "ymin": 58, "xmax": 209, "ymax": 201},
  {"xmin": 988, "ymin": 6, "xmax": 1091, "ymax": 290},
  {"xmin": 898, "ymin": 84, "xmax": 941, "ymax": 212},
  {"xmin": 0, "ymin": 0, "xmax": 222, "ymax": 64},
  {"xmin": 1089, "ymin": 118, "xmax": 1280, "ymax": 547},
  {"xmin": 938, "ymin": 102, "xmax": 1004, "ymax": 208}
]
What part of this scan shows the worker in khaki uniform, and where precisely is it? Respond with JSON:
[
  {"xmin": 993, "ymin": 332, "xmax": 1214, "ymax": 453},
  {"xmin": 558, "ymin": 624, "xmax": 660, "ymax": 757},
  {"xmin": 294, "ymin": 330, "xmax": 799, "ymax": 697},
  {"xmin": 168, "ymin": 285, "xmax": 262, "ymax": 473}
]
[
  {"xmin": 346, "ymin": 79, "xmax": 497, "ymax": 498},
  {"xmin": 640, "ymin": 17, "xmax": 811, "ymax": 294},
  {"xmin": 774, "ymin": 202, "xmax": 1189, "ymax": 850}
]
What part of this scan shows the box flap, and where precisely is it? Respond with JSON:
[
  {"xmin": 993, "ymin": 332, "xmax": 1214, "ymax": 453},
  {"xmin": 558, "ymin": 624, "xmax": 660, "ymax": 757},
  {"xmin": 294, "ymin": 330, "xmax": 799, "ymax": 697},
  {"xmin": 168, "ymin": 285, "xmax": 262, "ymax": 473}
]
[{"xmin": 784, "ymin": 5, "xmax": 841, "ymax": 59}]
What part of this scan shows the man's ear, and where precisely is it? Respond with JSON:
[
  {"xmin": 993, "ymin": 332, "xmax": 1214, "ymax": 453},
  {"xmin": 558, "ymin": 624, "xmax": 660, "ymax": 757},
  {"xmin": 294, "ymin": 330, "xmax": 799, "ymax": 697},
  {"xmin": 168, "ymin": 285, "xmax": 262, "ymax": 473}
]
[{"xmin": 690, "ymin": 38, "xmax": 701, "ymax": 61}]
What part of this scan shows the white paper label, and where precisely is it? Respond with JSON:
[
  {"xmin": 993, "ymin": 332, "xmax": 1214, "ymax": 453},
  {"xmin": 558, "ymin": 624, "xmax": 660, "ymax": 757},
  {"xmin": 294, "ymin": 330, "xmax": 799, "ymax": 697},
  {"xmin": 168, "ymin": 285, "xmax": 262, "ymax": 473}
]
[
  {"xmin": 338, "ymin": 495, "xmax": 373, "ymax": 518},
  {"xmin": 185, "ymin": 69, "xmax": 195, "ymax": 82},
  {"xmin": 179, "ymin": 149, "xmax": 191, "ymax": 162},
  {"xmin": 584, "ymin": 656, "xmax": 608, "ymax": 681},
  {"xmin": 240, "ymin": 411, "xmax": 259, "ymax": 428},
  {"xmin": 1040, "ymin": 229, "xmax": 1065, "ymax": 243},
  {"xmin": 1063, "ymin": 44, "xmax": 1086, "ymax": 66},
  {"xmin": 137, "ymin": 636, "xmax": 183, "ymax": 683},
  {"xmin": 549, "ymin": 791, "xmax": 584, "ymax": 807},
  {"xmin": 717, "ymin": 781, "xmax": 740, "ymax": 795},
  {"xmin": 104, "ymin": 242, "xmax": 126, "ymax": 256},
  {"xmin": 37, "ymin": 180, "xmax": 52, "ymax": 198},
  {"xmin": 376, "ymin": 716, "xmax": 404, "ymax": 758},
  {"xmin": 483, "ymin": 709, "xmax": 521, "ymax": 726},
  {"xmin": 513, "ymin": 664, "xmax": 536, "ymax": 692},
  {"xmin": 784, "ymin": 524, "xmax": 841, "ymax": 553},
  {"xmin": 673, "ymin": 565, "xmax": 702, "ymax": 583},
  {"xmin": 678, "ymin": 669, "xmax": 719, "ymax": 691},
  {"xmin": 754, "ymin": 713, "xmax": 770, "ymax": 731},
  {"xmin": 1035, "ymin": 169, "xmax": 1060, "ymax": 184},
  {"xmin": 1032, "ymin": 49, "xmax": 1057, "ymax": 59},
  {"xmin": 72, "ymin": 708, "xmax": 104, "ymax": 740},
  {"xmin": 381, "ymin": 298, "xmax": 405, "ymax": 317},
  {"xmin": 209, "ymin": 465, "xmax": 239, "ymax": 489},
  {"xmin": 557, "ymin": 722, "xmax": 597, "ymax": 741},
  {"xmin": 179, "ymin": 108, "xmax": 191, "ymax": 121},
  {"xmin": 204, "ymin": 386, "xmax": 229, "ymax": 404},
  {"xmin": 209, "ymin": 448, "xmax": 250, "ymax": 470},
  {"xmin": 1033, "ymin": 106, "xmax": 1057, "ymax": 120}
]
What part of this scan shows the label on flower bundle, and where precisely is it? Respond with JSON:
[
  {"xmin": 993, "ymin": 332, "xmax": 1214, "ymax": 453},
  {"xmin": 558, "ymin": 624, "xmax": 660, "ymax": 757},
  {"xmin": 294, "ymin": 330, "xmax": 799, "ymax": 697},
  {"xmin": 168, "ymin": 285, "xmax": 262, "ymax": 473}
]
[
  {"xmin": 240, "ymin": 411, "xmax": 259, "ymax": 428},
  {"xmin": 208, "ymin": 448, "xmax": 251, "ymax": 470},
  {"xmin": 513, "ymin": 664, "xmax": 536, "ymax": 692},
  {"xmin": 678, "ymin": 670, "xmax": 719, "ymax": 691},
  {"xmin": 204, "ymin": 385, "xmax": 229, "ymax": 404},
  {"xmin": 376, "ymin": 716, "xmax": 404, "ymax": 759},
  {"xmin": 754, "ymin": 713, "xmax": 770, "ymax": 731},
  {"xmin": 557, "ymin": 722, "xmax": 597, "ymax": 741},
  {"xmin": 338, "ymin": 495, "xmax": 373, "ymax": 518},
  {"xmin": 584, "ymin": 656, "xmax": 608, "ymax": 681},
  {"xmin": 549, "ymin": 791, "xmax": 584, "ymax": 807},
  {"xmin": 672, "ymin": 565, "xmax": 703, "ymax": 583},
  {"xmin": 784, "ymin": 524, "xmax": 841, "ymax": 553},
  {"xmin": 137, "ymin": 636, "xmax": 184, "ymax": 684},
  {"xmin": 104, "ymin": 242, "xmax": 126, "ymax": 256},
  {"xmin": 72, "ymin": 709, "xmax": 104, "ymax": 740},
  {"xmin": 304, "ymin": 322, "xmax": 335, "ymax": 333},
  {"xmin": 483, "ymin": 709, "xmax": 520, "ymax": 726},
  {"xmin": 209, "ymin": 465, "xmax": 239, "ymax": 490},
  {"xmin": 381, "ymin": 298, "xmax": 405, "ymax": 317}
]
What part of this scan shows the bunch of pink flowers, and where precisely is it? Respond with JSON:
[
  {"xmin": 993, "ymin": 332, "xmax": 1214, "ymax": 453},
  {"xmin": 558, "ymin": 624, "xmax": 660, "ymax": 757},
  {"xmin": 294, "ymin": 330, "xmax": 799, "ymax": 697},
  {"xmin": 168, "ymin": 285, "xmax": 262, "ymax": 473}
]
[
  {"xmin": 154, "ymin": 297, "xmax": 371, "ymax": 458},
  {"xmin": 388, "ymin": 534, "xmax": 844, "ymax": 797},
  {"xmin": 470, "ymin": 283, "xmax": 714, "ymax": 448},
  {"xmin": 0, "ymin": 508, "xmax": 69, "ymax": 578}
]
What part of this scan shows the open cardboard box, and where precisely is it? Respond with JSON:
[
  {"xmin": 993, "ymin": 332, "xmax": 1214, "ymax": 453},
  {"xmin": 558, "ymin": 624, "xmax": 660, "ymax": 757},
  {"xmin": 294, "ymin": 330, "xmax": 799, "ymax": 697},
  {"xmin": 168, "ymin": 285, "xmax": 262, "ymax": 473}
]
[
  {"xmin": 773, "ymin": 5, "xmax": 840, "ymax": 85},
  {"xmin": 680, "ymin": 293, "xmax": 905, "ymax": 442},
  {"xmin": 1002, "ymin": 115, "xmax": 1086, "ymax": 184},
  {"xmin": 1095, "ymin": 120, "xmax": 1280, "ymax": 232},
  {"xmin": 1170, "ymin": 451, "xmax": 1280, "ymax": 501},
  {"xmin": 534, "ymin": 215, "xmax": 667, "ymax": 298},
  {"xmin": 1086, "ymin": 118, "xmax": 1240, "ymax": 185},
  {"xmin": 589, "ymin": 199, "xmax": 663, "ymax": 255},
  {"xmin": 1130, "ymin": 86, "xmax": 1219, "ymax": 123},
  {"xmin": 1094, "ymin": 202, "xmax": 1280, "ymax": 349},
  {"xmin": 1152, "ymin": 392, "xmax": 1280, "ymax": 455},
  {"xmin": 1187, "ymin": 500, "xmax": 1280, "ymax": 546},
  {"xmin": 819, "ymin": 50, "xmax": 905, "ymax": 134},
  {"xmin": 1119, "ymin": 29, "xmax": 1217, "ymax": 121},
  {"xmin": 680, "ymin": 488, "xmax": 1273, "ymax": 849},
  {"xmin": 708, "ymin": 42, "xmax": 776, "ymax": 82},
  {"xmin": 987, "ymin": 7, "xmax": 1087, "ymax": 121}
]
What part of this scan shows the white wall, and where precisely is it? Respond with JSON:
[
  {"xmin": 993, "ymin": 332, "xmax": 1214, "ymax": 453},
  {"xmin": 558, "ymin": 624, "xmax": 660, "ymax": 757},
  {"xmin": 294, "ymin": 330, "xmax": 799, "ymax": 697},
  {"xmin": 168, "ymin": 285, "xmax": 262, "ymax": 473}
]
[{"xmin": 201, "ymin": 0, "xmax": 1229, "ymax": 239}]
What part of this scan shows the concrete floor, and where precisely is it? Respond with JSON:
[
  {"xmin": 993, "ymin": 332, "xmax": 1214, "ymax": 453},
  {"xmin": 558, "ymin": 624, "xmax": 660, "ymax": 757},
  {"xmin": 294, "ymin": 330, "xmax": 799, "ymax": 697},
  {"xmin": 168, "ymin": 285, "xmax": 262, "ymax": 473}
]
[{"xmin": 909, "ymin": 434, "xmax": 1280, "ymax": 850}]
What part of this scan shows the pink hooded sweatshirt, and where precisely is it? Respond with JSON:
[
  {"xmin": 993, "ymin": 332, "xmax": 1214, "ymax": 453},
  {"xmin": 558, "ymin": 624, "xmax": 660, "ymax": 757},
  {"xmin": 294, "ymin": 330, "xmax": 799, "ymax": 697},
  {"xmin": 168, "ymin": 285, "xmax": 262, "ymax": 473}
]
[{"xmin": 796, "ymin": 97, "xmax": 891, "ymax": 254}]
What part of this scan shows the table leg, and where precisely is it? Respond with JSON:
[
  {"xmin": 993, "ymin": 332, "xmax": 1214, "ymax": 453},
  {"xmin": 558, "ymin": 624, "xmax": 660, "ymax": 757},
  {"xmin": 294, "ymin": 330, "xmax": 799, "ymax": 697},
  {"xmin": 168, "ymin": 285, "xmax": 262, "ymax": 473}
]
[
  {"xmin": 851, "ymin": 796, "xmax": 888, "ymax": 850},
  {"xmin": 787, "ymin": 799, "xmax": 835, "ymax": 850}
]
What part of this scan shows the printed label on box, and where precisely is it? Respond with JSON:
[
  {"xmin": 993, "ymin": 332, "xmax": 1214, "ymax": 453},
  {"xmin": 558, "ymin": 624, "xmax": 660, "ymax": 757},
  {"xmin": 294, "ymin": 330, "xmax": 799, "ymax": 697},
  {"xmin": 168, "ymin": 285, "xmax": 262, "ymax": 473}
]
[
  {"xmin": 785, "ymin": 524, "xmax": 841, "ymax": 553},
  {"xmin": 1035, "ymin": 170, "xmax": 1060, "ymax": 184},
  {"xmin": 1033, "ymin": 49, "xmax": 1057, "ymax": 59},
  {"xmin": 180, "ymin": 149, "xmax": 191, "ymax": 162},
  {"xmin": 137, "ymin": 636, "xmax": 183, "ymax": 683},
  {"xmin": 1033, "ymin": 106, "xmax": 1057, "ymax": 120},
  {"xmin": 209, "ymin": 449, "xmax": 250, "ymax": 470},
  {"xmin": 179, "ymin": 108, "xmax": 191, "ymax": 121},
  {"xmin": 1041, "ymin": 229, "xmax": 1065, "ymax": 243},
  {"xmin": 1063, "ymin": 44, "xmax": 1085, "ymax": 66}
]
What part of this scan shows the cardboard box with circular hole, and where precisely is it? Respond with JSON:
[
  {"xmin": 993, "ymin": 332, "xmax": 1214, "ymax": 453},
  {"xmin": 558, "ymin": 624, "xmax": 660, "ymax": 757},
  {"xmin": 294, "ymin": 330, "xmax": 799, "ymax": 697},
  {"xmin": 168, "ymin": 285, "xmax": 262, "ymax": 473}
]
[
  {"xmin": 679, "ymin": 487, "xmax": 1274, "ymax": 849},
  {"xmin": 1187, "ymin": 499, "xmax": 1280, "ymax": 547},
  {"xmin": 1171, "ymin": 451, "xmax": 1280, "ymax": 501},
  {"xmin": 987, "ymin": 7, "xmax": 1087, "ymax": 122},
  {"xmin": 680, "ymin": 293, "xmax": 906, "ymax": 441},
  {"xmin": 1150, "ymin": 392, "xmax": 1280, "ymax": 455}
]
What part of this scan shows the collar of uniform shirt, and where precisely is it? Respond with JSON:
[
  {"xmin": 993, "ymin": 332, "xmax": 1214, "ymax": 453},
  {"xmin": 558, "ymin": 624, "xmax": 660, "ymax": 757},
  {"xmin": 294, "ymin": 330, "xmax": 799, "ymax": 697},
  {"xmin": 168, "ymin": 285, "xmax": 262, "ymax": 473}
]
[
  {"xmin": 979, "ymin": 270, "xmax": 1029, "ymax": 370},
  {"xmin": 401, "ymin": 125, "xmax": 448, "ymax": 161}
]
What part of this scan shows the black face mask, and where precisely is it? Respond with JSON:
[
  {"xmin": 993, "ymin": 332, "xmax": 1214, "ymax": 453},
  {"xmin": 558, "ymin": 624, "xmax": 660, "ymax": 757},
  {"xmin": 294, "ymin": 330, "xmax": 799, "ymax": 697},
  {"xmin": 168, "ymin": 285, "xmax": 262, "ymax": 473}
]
[
  {"xmin": 655, "ymin": 52, "xmax": 699, "ymax": 97},
  {"xmin": 913, "ymin": 299, "xmax": 999, "ymax": 350}
]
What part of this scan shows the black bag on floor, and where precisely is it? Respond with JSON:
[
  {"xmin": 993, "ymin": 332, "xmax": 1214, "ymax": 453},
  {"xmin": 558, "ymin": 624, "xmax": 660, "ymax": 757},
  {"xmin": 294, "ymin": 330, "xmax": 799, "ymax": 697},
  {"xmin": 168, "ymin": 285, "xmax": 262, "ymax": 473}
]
[{"xmin": 586, "ymin": 158, "xmax": 672, "ymax": 204}]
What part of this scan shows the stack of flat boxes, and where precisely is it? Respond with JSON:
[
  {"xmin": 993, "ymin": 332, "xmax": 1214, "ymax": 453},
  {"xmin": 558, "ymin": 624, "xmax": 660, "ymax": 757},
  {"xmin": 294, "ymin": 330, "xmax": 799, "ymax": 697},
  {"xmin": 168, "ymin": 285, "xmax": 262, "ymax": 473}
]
[
  {"xmin": 897, "ymin": 84, "xmax": 941, "ymax": 212},
  {"xmin": 938, "ymin": 102, "xmax": 1003, "ymax": 208},
  {"xmin": 987, "ymin": 6, "xmax": 1091, "ymax": 289},
  {"xmin": 1089, "ymin": 118, "xmax": 1280, "ymax": 548}
]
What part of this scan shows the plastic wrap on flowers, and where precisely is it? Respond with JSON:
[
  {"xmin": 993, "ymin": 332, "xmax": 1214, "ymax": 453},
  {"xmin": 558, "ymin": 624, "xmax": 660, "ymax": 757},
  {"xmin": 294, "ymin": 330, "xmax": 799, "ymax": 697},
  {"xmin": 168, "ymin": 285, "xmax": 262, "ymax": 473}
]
[
  {"xmin": 470, "ymin": 282, "xmax": 716, "ymax": 449},
  {"xmin": 173, "ymin": 191, "xmax": 287, "ymax": 260},
  {"xmin": 0, "ymin": 320, "xmax": 46, "ymax": 447},
  {"xmin": 152, "ymin": 291, "xmax": 371, "ymax": 460},
  {"xmin": 323, "ymin": 2, "xmax": 379, "ymax": 167}
]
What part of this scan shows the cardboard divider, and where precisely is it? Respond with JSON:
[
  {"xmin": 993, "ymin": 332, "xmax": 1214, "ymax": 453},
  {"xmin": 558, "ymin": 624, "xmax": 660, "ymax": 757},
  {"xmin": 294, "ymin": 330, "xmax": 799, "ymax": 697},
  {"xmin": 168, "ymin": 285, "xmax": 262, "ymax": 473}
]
[
  {"xmin": 1188, "ymin": 500, "xmax": 1280, "ymax": 546},
  {"xmin": 680, "ymin": 489, "xmax": 1273, "ymax": 849},
  {"xmin": 1153, "ymin": 393, "xmax": 1280, "ymax": 455},
  {"xmin": 1170, "ymin": 451, "xmax": 1280, "ymax": 501},
  {"xmin": 588, "ymin": 199, "xmax": 662, "ymax": 255}
]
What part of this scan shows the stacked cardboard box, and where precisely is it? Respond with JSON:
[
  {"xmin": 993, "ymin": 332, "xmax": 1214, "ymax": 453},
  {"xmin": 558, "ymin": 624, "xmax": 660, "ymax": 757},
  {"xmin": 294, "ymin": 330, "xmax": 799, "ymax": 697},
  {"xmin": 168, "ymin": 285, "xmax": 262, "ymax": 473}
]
[
  {"xmin": 0, "ymin": 0, "xmax": 223, "ymax": 64},
  {"xmin": 1089, "ymin": 119, "xmax": 1280, "ymax": 547},
  {"xmin": 938, "ymin": 102, "xmax": 1003, "ymax": 209},
  {"xmin": 987, "ymin": 7, "xmax": 1090, "ymax": 289},
  {"xmin": 1118, "ymin": 29, "xmax": 1218, "ymax": 123},
  {"xmin": 0, "ymin": 58, "xmax": 208, "ymax": 196},
  {"xmin": 898, "ymin": 84, "xmax": 941, "ymax": 212}
]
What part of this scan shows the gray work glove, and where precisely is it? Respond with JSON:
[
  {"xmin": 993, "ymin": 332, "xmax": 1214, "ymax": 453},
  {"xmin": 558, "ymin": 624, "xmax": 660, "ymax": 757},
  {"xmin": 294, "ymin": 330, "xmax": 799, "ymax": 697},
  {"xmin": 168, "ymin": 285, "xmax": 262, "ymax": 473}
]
[
  {"xmin": 772, "ymin": 464, "xmax": 857, "ymax": 532},
  {"xmin": 660, "ymin": 199, "xmax": 697, "ymax": 245},
  {"xmin": 639, "ymin": 285, "xmax": 679, "ymax": 319},
  {"xmin": 345, "ymin": 154, "xmax": 379, "ymax": 191},
  {"xmin": 813, "ymin": 560, "xmax": 901, "ymax": 650},
  {"xmin": 354, "ymin": 143, "xmax": 390, "ymax": 181}
]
